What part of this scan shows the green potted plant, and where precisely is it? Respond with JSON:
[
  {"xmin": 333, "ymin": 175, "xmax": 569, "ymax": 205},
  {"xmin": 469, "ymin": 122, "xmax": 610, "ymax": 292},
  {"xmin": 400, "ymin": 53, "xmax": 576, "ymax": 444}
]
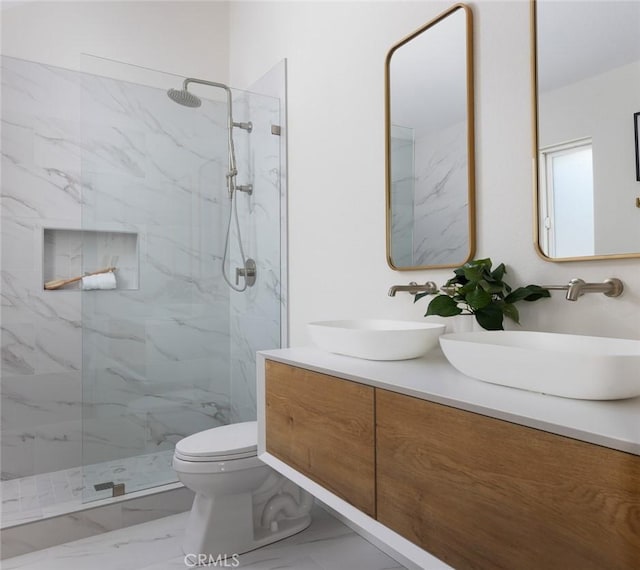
[{"xmin": 415, "ymin": 258, "xmax": 550, "ymax": 331}]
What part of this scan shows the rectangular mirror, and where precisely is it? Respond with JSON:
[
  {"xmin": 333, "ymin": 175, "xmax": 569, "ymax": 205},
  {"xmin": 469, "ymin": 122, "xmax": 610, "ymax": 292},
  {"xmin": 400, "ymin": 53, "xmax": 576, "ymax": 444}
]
[
  {"xmin": 532, "ymin": 0, "xmax": 640, "ymax": 261},
  {"xmin": 385, "ymin": 3, "xmax": 475, "ymax": 271}
]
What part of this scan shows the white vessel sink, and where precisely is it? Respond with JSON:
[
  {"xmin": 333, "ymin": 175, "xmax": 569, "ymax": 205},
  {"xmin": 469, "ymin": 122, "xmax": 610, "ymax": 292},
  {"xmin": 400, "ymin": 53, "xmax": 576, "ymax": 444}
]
[
  {"xmin": 439, "ymin": 331, "xmax": 640, "ymax": 400},
  {"xmin": 308, "ymin": 319, "xmax": 446, "ymax": 361}
]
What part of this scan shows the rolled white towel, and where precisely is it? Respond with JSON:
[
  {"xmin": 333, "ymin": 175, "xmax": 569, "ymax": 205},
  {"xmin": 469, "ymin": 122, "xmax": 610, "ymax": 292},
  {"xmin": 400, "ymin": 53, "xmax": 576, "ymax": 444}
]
[{"xmin": 81, "ymin": 272, "xmax": 117, "ymax": 290}]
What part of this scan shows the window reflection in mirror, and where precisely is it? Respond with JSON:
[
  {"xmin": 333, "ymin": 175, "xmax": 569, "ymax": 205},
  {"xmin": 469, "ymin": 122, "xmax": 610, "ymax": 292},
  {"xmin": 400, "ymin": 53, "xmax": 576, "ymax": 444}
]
[
  {"xmin": 540, "ymin": 138, "xmax": 594, "ymax": 257},
  {"xmin": 533, "ymin": 0, "xmax": 640, "ymax": 261},
  {"xmin": 385, "ymin": 3, "xmax": 475, "ymax": 270}
]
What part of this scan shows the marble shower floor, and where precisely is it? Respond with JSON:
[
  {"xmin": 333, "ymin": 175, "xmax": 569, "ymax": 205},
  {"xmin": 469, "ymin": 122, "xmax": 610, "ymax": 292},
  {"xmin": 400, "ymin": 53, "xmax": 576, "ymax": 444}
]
[
  {"xmin": 1, "ymin": 506, "xmax": 408, "ymax": 570},
  {"xmin": 1, "ymin": 451, "xmax": 176, "ymax": 527}
]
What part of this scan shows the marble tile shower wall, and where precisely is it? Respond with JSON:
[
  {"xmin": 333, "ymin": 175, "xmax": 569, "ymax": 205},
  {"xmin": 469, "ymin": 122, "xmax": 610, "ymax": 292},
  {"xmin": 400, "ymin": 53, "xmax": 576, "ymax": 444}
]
[
  {"xmin": 2, "ymin": 57, "xmax": 86, "ymax": 479},
  {"xmin": 1, "ymin": 56, "xmax": 281, "ymax": 480},
  {"xmin": 389, "ymin": 121, "xmax": 467, "ymax": 268},
  {"xmin": 413, "ymin": 120, "xmax": 468, "ymax": 266},
  {"xmin": 389, "ymin": 127, "xmax": 415, "ymax": 267}
]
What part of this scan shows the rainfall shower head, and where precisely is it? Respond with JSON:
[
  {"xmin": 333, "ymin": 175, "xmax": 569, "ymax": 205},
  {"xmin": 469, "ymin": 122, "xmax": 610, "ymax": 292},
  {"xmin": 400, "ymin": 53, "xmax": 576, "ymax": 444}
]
[{"xmin": 167, "ymin": 88, "xmax": 202, "ymax": 108}]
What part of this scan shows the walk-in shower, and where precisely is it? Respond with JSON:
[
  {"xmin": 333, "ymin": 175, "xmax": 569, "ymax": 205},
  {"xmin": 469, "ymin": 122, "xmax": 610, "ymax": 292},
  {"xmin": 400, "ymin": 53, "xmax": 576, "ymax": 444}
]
[
  {"xmin": 0, "ymin": 54, "xmax": 285, "ymax": 539},
  {"xmin": 168, "ymin": 77, "xmax": 255, "ymax": 293}
]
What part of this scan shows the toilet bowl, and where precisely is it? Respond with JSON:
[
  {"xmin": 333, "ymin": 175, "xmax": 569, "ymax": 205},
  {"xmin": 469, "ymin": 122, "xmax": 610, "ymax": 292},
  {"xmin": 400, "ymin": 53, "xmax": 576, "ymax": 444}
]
[{"xmin": 173, "ymin": 421, "xmax": 313, "ymax": 559}]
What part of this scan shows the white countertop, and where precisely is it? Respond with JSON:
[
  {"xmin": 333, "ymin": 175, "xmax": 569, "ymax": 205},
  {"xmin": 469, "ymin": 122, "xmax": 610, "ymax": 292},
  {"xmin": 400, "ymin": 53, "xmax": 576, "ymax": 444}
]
[{"xmin": 259, "ymin": 346, "xmax": 640, "ymax": 456}]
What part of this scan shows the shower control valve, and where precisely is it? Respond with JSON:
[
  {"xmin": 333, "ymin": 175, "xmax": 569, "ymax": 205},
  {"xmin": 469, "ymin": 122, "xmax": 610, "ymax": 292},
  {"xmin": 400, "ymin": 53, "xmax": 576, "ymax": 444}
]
[
  {"xmin": 235, "ymin": 258, "xmax": 257, "ymax": 287},
  {"xmin": 236, "ymin": 184, "xmax": 253, "ymax": 196}
]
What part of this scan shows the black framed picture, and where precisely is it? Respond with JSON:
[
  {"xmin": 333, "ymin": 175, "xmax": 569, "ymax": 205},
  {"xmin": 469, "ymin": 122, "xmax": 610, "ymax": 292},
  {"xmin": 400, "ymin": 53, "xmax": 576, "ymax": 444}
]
[{"xmin": 635, "ymin": 112, "xmax": 640, "ymax": 182}]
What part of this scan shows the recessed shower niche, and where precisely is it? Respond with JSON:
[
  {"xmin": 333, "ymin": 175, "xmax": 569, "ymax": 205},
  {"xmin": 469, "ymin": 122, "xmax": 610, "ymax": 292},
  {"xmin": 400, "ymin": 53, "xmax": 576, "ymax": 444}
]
[{"xmin": 43, "ymin": 228, "xmax": 139, "ymax": 290}]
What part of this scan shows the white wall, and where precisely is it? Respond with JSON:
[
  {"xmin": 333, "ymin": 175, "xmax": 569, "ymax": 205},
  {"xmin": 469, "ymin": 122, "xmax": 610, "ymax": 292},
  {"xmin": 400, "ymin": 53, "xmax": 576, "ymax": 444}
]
[
  {"xmin": 0, "ymin": 1, "xmax": 229, "ymax": 81},
  {"xmin": 229, "ymin": 0, "xmax": 640, "ymax": 343}
]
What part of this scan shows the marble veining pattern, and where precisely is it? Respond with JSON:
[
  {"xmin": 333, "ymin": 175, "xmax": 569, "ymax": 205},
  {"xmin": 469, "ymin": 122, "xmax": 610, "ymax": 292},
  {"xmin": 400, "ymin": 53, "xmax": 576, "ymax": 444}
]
[
  {"xmin": 389, "ymin": 126, "xmax": 415, "ymax": 268},
  {"xmin": 2, "ymin": 506, "xmax": 406, "ymax": 570},
  {"xmin": 2, "ymin": 54, "xmax": 283, "ymax": 484},
  {"xmin": 389, "ymin": 121, "xmax": 469, "ymax": 267},
  {"xmin": 413, "ymin": 120, "xmax": 469, "ymax": 266}
]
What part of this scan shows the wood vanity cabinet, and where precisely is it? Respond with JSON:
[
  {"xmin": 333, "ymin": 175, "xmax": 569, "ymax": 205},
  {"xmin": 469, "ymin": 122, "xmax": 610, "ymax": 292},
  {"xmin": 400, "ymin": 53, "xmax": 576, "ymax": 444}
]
[
  {"xmin": 376, "ymin": 389, "xmax": 640, "ymax": 570},
  {"xmin": 264, "ymin": 360, "xmax": 376, "ymax": 516},
  {"xmin": 264, "ymin": 361, "xmax": 640, "ymax": 569}
]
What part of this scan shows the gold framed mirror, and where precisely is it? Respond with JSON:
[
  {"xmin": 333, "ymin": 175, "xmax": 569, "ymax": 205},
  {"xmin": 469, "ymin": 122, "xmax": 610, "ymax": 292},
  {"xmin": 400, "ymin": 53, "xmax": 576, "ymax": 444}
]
[
  {"xmin": 385, "ymin": 3, "xmax": 475, "ymax": 271},
  {"xmin": 531, "ymin": 0, "xmax": 640, "ymax": 261}
]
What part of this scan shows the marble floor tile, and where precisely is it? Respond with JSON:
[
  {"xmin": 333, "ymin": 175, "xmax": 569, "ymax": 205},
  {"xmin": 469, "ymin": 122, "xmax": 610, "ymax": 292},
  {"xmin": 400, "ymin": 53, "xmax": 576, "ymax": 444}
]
[
  {"xmin": 3, "ymin": 506, "xmax": 407, "ymax": 570},
  {"xmin": 2, "ymin": 450, "xmax": 176, "ymax": 527}
]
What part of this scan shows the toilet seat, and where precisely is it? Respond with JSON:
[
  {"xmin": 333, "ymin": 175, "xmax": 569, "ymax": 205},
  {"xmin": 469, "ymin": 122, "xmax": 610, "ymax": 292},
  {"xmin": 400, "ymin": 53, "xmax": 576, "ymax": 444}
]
[{"xmin": 175, "ymin": 421, "xmax": 258, "ymax": 463}]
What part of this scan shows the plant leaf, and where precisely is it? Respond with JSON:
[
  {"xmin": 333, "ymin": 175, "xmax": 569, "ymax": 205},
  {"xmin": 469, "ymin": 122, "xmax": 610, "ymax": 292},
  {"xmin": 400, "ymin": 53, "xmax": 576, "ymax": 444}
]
[
  {"xmin": 413, "ymin": 291, "xmax": 431, "ymax": 303},
  {"xmin": 466, "ymin": 286, "xmax": 492, "ymax": 310},
  {"xmin": 446, "ymin": 274, "xmax": 467, "ymax": 287},
  {"xmin": 504, "ymin": 287, "xmax": 529, "ymax": 303},
  {"xmin": 462, "ymin": 264, "xmax": 486, "ymax": 282},
  {"xmin": 505, "ymin": 285, "xmax": 551, "ymax": 304},
  {"xmin": 450, "ymin": 268, "xmax": 468, "ymax": 285},
  {"xmin": 459, "ymin": 258, "xmax": 490, "ymax": 281},
  {"xmin": 491, "ymin": 262, "xmax": 506, "ymax": 283},
  {"xmin": 458, "ymin": 281, "xmax": 477, "ymax": 296},
  {"xmin": 425, "ymin": 294, "xmax": 462, "ymax": 317},
  {"xmin": 484, "ymin": 281, "xmax": 505, "ymax": 294},
  {"xmin": 522, "ymin": 285, "xmax": 551, "ymax": 301},
  {"xmin": 474, "ymin": 304, "xmax": 504, "ymax": 330},
  {"xmin": 478, "ymin": 279, "xmax": 505, "ymax": 295},
  {"xmin": 472, "ymin": 258, "xmax": 493, "ymax": 269},
  {"xmin": 502, "ymin": 302, "xmax": 520, "ymax": 324}
]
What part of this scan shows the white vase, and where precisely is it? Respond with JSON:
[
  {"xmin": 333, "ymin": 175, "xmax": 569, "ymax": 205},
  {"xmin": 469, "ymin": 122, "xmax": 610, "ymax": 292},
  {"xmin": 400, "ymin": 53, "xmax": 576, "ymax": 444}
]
[{"xmin": 449, "ymin": 314, "xmax": 480, "ymax": 333}]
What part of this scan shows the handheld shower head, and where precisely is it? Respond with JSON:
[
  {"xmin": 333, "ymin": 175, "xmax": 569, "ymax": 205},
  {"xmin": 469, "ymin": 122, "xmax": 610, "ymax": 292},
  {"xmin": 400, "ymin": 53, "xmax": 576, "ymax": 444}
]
[{"xmin": 167, "ymin": 87, "xmax": 201, "ymax": 108}]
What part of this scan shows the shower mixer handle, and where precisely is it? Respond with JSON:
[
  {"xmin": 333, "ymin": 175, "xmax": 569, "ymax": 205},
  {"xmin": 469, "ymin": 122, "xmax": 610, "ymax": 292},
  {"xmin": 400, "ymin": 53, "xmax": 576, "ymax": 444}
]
[
  {"xmin": 236, "ymin": 184, "xmax": 253, "ymax": 196},
  {"xmin": 235, "ymin": 258, "xmax": 257, "ymax": 287},
  {"xmin": 233, "ymin": 121, "xmax": 253, "ymax": 133}
]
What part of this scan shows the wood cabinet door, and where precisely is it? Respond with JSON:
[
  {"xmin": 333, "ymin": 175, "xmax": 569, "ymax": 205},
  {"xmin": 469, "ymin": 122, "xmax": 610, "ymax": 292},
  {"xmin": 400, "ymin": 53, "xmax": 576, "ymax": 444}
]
[
  {"xmin": 265, "ymin": 360, "xmax": 376, "ymax": 516},
  {"xmin": 376, "ymin": 388, "xmax": 640, "ymax": 570}
]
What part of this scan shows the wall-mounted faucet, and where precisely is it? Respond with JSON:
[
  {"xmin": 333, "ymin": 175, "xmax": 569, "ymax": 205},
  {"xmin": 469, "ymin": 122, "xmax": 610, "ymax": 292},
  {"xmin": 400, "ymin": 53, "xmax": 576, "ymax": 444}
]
[
  {"xmin": 388, "ymin": 281, "xmax": 438, "ymax": 297},
  {"xmin": 543, "ymin": 278, "xmax": 624, "ymax": 301}
]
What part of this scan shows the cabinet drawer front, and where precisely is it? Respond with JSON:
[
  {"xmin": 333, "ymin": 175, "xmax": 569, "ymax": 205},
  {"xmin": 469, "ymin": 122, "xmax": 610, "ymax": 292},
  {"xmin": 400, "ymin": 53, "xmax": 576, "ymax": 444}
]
[
  {"xmin": 376, "ymin": 389, "xmax": 640, "ymax": 570},
  {"xmin": 265, "ymin": 361, "xmax": 375, "ymax": 516}
]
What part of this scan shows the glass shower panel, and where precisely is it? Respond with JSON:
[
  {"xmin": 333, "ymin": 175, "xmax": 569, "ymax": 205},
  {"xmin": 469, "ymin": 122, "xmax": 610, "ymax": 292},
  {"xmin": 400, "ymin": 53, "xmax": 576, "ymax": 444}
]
[
  {"xmin": 228, "ymin": 90, "xmax": 282, "ymax": 422},
  {"xmin": 78, "ymin": 58, "xmax": 281, "ymax": 501}
]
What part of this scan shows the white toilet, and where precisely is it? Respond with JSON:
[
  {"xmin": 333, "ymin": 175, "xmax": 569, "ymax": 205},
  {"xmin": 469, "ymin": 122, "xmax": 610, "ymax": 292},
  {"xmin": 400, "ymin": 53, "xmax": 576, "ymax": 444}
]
[{"xmin": 173, "ymin": 421, "xmax": 313, "ymax": 558}]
